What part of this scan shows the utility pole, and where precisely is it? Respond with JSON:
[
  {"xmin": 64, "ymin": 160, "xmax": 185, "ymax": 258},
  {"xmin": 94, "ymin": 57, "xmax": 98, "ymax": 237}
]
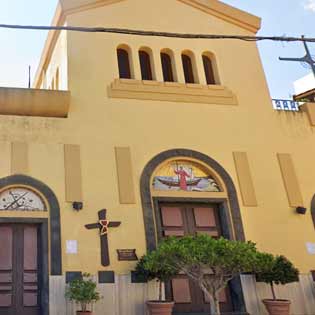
[{"xmin": 279, "ymin": 35, "xmax": 315, "ymax": 77}]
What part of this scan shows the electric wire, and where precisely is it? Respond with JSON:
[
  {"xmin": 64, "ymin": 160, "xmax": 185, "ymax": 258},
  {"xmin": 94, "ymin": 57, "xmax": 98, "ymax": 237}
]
[{"xmin": 0, "ymin": 23, "xmax": 314, "ymax": 42}]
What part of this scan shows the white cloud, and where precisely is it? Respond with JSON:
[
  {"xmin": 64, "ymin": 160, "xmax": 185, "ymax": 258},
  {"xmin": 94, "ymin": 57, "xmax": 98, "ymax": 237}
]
[{"xmin": 304, "ymin": 0, "xmax": 315, "ymax": 12}]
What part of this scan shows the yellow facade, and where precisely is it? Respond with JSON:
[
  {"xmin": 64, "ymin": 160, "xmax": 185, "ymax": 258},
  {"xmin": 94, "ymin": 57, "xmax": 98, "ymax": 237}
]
[{"xmin": 1, "ymin": 0, "xmax": 315, "ymax": 283}]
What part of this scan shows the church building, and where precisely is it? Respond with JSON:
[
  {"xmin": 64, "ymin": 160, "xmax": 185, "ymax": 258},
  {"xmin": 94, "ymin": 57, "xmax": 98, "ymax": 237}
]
[{"xmin": 1, "ymin": 0, "xmax": 315, "ymax": 314}]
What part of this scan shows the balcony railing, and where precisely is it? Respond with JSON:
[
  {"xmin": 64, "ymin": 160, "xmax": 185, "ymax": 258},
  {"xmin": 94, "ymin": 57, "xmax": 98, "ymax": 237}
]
[{"xmin": 272, "ymin": 99, "xmax": 303, "ymax": 112}]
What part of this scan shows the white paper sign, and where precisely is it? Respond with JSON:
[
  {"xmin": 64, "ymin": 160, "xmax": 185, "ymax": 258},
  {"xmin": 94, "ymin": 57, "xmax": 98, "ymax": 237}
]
[
  {"xmin": 306, "ymin": 242, "xmax": 315, "ymax": 255},
  {"xmin": 66, "ymin": 240, "xmax": 78, "ymax": 254}
]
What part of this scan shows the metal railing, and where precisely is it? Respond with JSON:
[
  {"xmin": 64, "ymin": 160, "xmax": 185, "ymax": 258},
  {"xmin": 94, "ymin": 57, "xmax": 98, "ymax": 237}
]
[{"xmin": 272, "ymin": 99, "xmax": 303, "ymax": 112}]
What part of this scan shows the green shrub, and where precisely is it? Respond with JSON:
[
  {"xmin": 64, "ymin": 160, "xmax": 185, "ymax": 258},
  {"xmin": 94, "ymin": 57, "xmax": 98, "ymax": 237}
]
[
  {"xmin": 256, "ymin": 255, "xmax": 299, "ymax": 300},
  {"xmin": 65, "ymin": 273, "xmax": 101, "ymax": 312},
  {"xmin": 135, "ymin": 251, "xmax": 178, "ymax": 301},
  {"xmin": 136, "ymin": 235, "xmax": 268, "ymax": 315}
]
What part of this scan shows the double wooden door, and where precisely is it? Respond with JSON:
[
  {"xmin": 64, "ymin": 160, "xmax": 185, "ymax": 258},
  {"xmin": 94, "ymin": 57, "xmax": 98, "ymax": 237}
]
[
  {"xmin": 0, "ymin": 224, "xmax": 41, "ymax": 315},
  {"xmin": 157, "ymin": 203, "xmax": 233, "ymax": 314}
]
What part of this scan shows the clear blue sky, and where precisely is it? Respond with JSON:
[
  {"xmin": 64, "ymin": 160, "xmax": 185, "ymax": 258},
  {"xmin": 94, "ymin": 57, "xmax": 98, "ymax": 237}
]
[{"xmin": 0, "ymin": 0, "xmax": 314, "ymax": 99}]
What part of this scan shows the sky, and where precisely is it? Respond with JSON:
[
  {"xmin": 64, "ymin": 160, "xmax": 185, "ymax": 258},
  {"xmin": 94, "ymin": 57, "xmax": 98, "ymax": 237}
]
[{"xmin": 0, "ymin": 0, "xmax": 314, "ymax": 99}]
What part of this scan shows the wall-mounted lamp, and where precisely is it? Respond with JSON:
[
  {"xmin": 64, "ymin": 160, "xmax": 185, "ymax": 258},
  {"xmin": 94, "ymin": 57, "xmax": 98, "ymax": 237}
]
[
  {"xmin": 296, "ymin": 206, "xmax": 307, "ymax": 215},
  {"xmin": 72, "ymin": 202, "xmax": 83, "ymax": 211}
]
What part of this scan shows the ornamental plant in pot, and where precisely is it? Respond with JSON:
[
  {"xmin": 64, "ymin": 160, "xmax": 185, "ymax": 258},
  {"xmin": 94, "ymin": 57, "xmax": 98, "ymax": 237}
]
[
  {"xmin": 256, "ymin": 255, "xmax": 299, "ymax": 315},
  {"xmin": 65, "ymin": 273, "xmax": 101, "ymax": 315},
  {"xmin": 138, "ymin": 235, "xmax": 269, "ymax": 315},
  {"xmin": 134, "ymin": 251, "xmax": 178, "ymax": 315}
]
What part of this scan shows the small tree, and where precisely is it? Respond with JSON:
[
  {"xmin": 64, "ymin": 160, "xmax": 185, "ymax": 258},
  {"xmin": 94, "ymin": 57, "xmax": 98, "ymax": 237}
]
[
  {"xmin": 256, "ymin": 255, "xmax": 299, "ymax": 300},
  {"xmin": 135, "ymin": 252, "xmax": 178, "ymax": 301},
  {"xmin": 65, "ymin": 273, "xmax": 101, "ymax": 313},
  {"xmin": 147, "ymin": 235, "xmax": 269, "ymax": 315}
]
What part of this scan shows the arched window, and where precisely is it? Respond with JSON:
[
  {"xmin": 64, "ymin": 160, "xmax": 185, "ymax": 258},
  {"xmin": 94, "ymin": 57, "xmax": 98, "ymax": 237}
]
[
  {"xmin": 202, "ymin": 55, "xmax": 216, "ymax": 85},
  {"xmin": 139, "ymin": 50, "xmax": 153, "ymax": 80},
  {"xmin": 117, "ymin": 48, "xmax": 132, "ymax": 79},
  {"xmin": 161, "ymin": 52, "xmax": 174, "ymax": 82},
  {"xmin": 181, "ymin": 53, "xmax": 195, "ymax": 84}
]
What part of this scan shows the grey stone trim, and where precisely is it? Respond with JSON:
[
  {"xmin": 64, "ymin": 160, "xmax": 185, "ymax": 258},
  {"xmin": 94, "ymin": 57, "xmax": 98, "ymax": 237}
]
[
  {"xmin": 98, "ymin": 271, "xmax": 115, "ymax": 283},
  {"xmin": 140, "ymin": 149, "xmax": 245, "ymax": 251},
  {"xmin": 65, "ymin": 272, "xmax": 83, "ymax": 283},
  {"xmin": 0, "ymin": 174, "xmax": 62, "ymax": 275},
  {"xmin": 130, "ymin": 271, "xmax": 148, "ymax": 283}
]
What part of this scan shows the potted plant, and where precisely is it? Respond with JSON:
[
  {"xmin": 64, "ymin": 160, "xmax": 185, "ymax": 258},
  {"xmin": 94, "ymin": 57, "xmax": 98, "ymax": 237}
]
[
  {"xmin": 65, "ymin": 273, "xmax": 101, "ymax": 314},
  {"xmin": 138, "ymin": 235, "xmax": 269, "ymax": 315},
  {"xmin": 134, "ymin": 251, "xmax": 178, "ymax": 315},
  {"xmin": 256, "ymin": 255, "xmax": 299, "ymax": 315}
]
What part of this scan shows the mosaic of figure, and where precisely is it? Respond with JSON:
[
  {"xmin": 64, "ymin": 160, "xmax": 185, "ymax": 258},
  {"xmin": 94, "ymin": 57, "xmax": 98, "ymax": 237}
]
[{"xmin": 153, "ymin": 160, "xmax": 220, "ymax": 192}]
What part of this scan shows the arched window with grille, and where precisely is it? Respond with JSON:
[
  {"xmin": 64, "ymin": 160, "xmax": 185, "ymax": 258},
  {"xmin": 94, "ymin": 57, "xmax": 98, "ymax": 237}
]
[
  {"xmin": 161, "ymin": 51, "xmax": 175, "ymax": 82},
  {"xmin": 117, "ymin": 48, "xmax": 132, "ymax": 79},
  {"xmin": 139, "ymin": 49, "xmax": 153, "ymax": 80},
  {"xmin": 181, "ymin": 52, "xmax": 196, "ymax": 84}
]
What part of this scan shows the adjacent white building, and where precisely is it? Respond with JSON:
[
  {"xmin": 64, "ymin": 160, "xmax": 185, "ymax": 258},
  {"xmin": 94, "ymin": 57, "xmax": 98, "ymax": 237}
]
[{"xmin": 294, "ymin": 73, "xmax": 315, "ymax": 100}]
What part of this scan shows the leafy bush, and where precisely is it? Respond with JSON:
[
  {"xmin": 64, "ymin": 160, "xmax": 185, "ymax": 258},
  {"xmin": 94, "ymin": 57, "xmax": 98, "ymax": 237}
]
[
  {"xmin": 135, "ymin": 251, "xmax": 178, "ymax": 301},
  {"xmin": 65, "ymin": 273, "xmax": 101, "ymax": 312},
  {"xmin": 256, "ymin": 255, "xmax": 299, "ymax": 300},
  {"xmin": 136, "ymin": 235, "xmax": 268, "ymax": 315}
]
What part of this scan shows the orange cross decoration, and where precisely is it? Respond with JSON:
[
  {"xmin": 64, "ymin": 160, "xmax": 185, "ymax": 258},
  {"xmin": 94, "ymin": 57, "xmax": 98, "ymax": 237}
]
[
  {"xmin": 99, "ymin": 220, "xmax": 109, "ymax": 235},
  {"xmin": 85, "ymin": 209, "xmax": 121, "ymax": 266}
]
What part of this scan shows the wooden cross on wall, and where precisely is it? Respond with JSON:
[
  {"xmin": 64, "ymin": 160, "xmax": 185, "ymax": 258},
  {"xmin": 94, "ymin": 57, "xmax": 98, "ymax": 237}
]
[{"xmin": 85, "ymin": 209, "xmax": 121, "ymax": 266}]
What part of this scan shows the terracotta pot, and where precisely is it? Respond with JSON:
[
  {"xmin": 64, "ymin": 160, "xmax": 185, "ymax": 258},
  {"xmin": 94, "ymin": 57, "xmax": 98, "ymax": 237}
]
[
  {"xmin": 263, "ymin": 299, "xmax": 291, "ymax": 315},
  {"xmin": 146, "ymin": 301, "xmax": 174, "ymax": 315},
  {"xmin": 77, "ymin": 312, "xmax": 92, "ymax": 315}
]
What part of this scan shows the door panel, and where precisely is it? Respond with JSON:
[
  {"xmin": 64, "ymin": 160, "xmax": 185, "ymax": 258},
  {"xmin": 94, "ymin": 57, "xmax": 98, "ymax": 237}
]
[
  {"xmin": 172, "ymin": 278, "xmax": 192, "ymax": 303},
  {"xmin": 23, "ymin": 226, "xmax": 39, "ymax": 309},
  {"xmin": 0, "ymin": 224, "xmax": 41, "ymax": 315},
  {"xmin": 159, "ymin": 203, "xmax": 234, "ymax": 314},
  {"xmin": 0, "ymin": 226, "xmax": 13, "ymax": 312}
]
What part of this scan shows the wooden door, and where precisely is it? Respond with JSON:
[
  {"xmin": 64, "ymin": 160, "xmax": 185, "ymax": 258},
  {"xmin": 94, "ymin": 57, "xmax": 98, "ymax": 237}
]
[
  {"xmin": 0, "ymin": 224, "xmax": 41, "ymax": 315},
  {"xmin": 158, "ymin": 204, "xmax": 233, "ymax": 314}
]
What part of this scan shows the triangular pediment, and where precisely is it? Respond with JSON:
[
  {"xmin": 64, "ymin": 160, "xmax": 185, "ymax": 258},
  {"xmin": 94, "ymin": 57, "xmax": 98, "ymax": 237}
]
[{"xmin": 59, "ymin": 0, "xmax": 261, "ymax": 33}]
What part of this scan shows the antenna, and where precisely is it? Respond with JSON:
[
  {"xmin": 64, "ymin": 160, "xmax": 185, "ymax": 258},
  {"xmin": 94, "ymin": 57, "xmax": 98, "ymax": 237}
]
[
  {"xmin": 279, "ymin": 35, "xmax": 315, "ymax": 77},
  {"xmin": 28, "ymin": 65, "xmax": 31, "ymax": 88}
]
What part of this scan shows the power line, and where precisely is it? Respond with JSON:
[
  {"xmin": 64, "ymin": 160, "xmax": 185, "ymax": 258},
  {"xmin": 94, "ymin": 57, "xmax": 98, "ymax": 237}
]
[{"xmin": 0, "ymin": 23, "xmax": 314, "ymax": 42}]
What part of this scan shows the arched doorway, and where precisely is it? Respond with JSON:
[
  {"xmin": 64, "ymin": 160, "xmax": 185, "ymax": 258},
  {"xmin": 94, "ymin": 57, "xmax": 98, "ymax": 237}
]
[
  {"xmin": 140, "ymin": 149, "xmax": 246, "ymax": 314},
  {"xmin": 0, "ymin": 175, "xmax": 61, "ymax": 315}
]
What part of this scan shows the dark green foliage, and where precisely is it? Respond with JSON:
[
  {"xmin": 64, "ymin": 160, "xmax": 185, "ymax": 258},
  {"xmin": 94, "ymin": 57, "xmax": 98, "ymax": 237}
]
[
  {"xmin": 135, "ymin": 251, "xmax": 178, "ymax": 301},
  {"xmin": 65, "ymin": 273, "xmax": 101, "ymax": 312},
  {"xmin": 135, "ymin": 252, "xmax": 178, "ymax": 283},
  {"xmin": 136, "ymin": 235, "xmax": 269, "ymax": 314},
  {"xmin": 256, "ymin": 255, "xmax": 299, "ymax": 300}
]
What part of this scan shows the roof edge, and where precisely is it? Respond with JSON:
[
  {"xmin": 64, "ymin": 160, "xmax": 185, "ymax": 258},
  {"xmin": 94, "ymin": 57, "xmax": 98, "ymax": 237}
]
[
  {"xmin": 179, "ymin": 0, "xmax": 261, "ymax": 33},
  {"xmin": 33, "ymin": 4, "xmax": 65, "ymax": 88},
  {"xmin": 33, "ymin": 0, "xmax": 261, "ymax": 88}
]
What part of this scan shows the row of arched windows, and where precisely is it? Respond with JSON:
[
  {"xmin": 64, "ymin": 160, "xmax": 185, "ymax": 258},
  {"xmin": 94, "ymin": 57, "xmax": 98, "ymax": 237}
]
[{"xmin": 117, "ymin": 46, "xmax": 219, "ymax": 85}]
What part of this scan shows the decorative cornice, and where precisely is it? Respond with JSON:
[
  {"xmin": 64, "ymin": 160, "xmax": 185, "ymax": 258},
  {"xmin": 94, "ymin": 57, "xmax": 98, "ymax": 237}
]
[
  {"xmin": 108, "ymin": 79, "xmax": 238, "ymax": 106},
  {"xmin": 179, "ymin": 0, "xmax": 261, "ymax": 33}
]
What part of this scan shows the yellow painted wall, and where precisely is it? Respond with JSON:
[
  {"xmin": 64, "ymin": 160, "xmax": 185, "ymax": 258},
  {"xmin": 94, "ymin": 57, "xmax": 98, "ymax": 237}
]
[
  {"xmin": 41, "ymin": 27, "xmax": 68, "ymax": 90},
  {"xmin": 2, "ymin": 0, "xmax": 315, "ymax": 275}
]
